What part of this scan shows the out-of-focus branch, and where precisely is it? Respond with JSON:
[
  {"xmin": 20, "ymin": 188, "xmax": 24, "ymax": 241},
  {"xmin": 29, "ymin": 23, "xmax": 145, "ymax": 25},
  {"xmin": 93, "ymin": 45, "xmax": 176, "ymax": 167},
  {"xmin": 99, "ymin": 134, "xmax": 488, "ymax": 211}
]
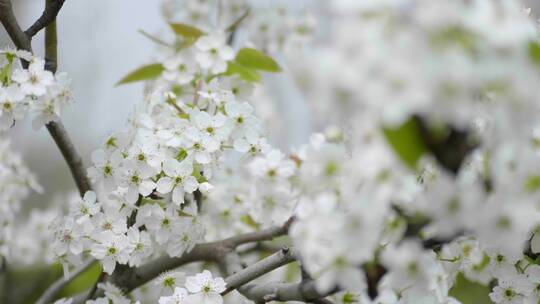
[
  {"xmin": 239, "ymin": 280, "xmax": 338, "ymax": 303},
  {"xmin": 35, "ymin": 260, "xmax": 97, "ymax": 304},
  {"xmin": 25, "ymin": 0, "xmax": 66, "ymax": 37},
  {"xmin": 226, "ymin": 8, "xmax": 250, "ymax": 44},
  {"xmin": 223, "ymin": 217, "xmax": 294, "ymax": 248}
]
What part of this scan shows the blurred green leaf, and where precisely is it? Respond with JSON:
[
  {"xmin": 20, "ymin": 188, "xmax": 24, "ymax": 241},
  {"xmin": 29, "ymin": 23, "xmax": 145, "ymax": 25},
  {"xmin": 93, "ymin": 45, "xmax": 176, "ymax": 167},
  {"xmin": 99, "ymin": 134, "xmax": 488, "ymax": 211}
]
[
  {"xmin": 169, "ymin": 23, "xmax": 205, "ymax": 39},
  {"xmin": 240, "ymin": 214, "xmax": 260, "ymax": 229},
  {"xmin": 235, "ymin": 48, "xmax": 281, "ymax": 72},
  {"xmin": 224, "ymin": 61, "xmax": 261, "ymax": 82},
  {"xmin": 116, "ymin": 63, "xmax": 164, "ymax": 86},
  {"xmin": 57, "ymin": 263, "xmax": 102, "ymax": 298},
  {"xmin": 449, "ymin": 273, "xmax": 492, "ymax": 304},
  {"xmin": 382, "ymin": 118, "xmax": 428, "ymax": 169},
  {"xmin": 0, "ymin": 55, "xmax": 14, "ymax": 85},
  {"xmin": 529, "ymin": 41, "xmax": 540, "ymax": 67},
  {"xmin": 3, "ymin": 263, "xmax": 62, "ymax": 304}
]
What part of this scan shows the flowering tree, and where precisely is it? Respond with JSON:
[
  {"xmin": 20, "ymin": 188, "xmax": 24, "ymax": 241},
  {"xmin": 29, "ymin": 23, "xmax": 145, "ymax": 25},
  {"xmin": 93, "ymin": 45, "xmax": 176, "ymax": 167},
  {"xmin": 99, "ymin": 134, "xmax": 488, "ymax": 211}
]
[{"xmin": 2, "ymin": 0, "xmax": 540, "ymax": 303}]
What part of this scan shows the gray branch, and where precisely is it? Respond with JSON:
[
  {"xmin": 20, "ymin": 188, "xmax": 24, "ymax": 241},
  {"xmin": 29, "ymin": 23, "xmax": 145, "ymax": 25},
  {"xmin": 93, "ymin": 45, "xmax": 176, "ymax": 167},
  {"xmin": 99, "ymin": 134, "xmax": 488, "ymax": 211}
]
[
  {"xmin": 220, "ymin": 246, "xmax": 340, "ymax": 303},
  {"xmin": 0, "ymin": 0, "xmax": 32, "ymax": 51},
  {"xmin": 25, "ymin": 0, "xmax": 66, "ymax": 37},
  {"xmin": 222, "ymin": 247, "xmax": 298, "ymax": 295},
  {"xmin": 239, "ymin": 281, "xmax": 337, "ymax": 303}
]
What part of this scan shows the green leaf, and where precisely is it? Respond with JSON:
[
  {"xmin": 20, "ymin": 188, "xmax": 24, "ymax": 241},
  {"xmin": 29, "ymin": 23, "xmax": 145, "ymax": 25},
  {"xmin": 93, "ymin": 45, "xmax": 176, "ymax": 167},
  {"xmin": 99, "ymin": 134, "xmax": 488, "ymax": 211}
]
[
  {"xmin": 235, "ymin": 48, "xmax": 281, "ymax": 72},
  {"xmin": 57, "ymin": 263, "xmax": 102, "ymax": 298},
  {"xmin": 0, "ymin": 55, "xmax": 14, "ymax": 85},
  {"xmin": 240, "ymin": 214, "xmax": 260, "ymax": 229},
  {"xmin": 525, "ymin": 175, "xmax": 540, "ymax": 192},
  {"xmin": 192, "ymin": 164, "xmax": 208, "ymax": 183},
  {"xmin": 382, "ymin": 118, "xmax": 428, "ymax": 169},
  {"xmin": 529, "ymin": 41, "xmax": 540, "ymax": 67},
  {"xmin": 116, "ymin": 63, "xmax": 165, "ymax": 85},
  {"xmin": 169, "ymin": 23, "xmax": 205, "ymax": 39},
  {"xmin": 449, "ymin": 273, "xmax": 491, "ymax": 304},
  {"xmin": 224, "ymin": 61, "xmax": 261, "ymax": 82}
]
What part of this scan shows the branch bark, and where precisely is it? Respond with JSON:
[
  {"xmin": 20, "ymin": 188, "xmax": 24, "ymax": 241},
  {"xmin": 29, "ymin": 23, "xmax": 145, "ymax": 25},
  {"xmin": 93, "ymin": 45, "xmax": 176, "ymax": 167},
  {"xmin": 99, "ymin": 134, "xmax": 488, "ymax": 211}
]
[
  {"xmin": 0, "ymin": 0, "xmax": 32, "ymax": 51},
  {"xmin": 220, "ymin": 245, "xmax": 340, "ymax": 303},
  {"xmin": 25, "ymin": 0, "xmax": 66, "ymax": 37},
  {"xmin": 239, "ymin": 280, "xmax": 338, "ymax": 303},
  {"xmin": 222, "ymin": 247, "xmax": 298, "ymax": 295}
]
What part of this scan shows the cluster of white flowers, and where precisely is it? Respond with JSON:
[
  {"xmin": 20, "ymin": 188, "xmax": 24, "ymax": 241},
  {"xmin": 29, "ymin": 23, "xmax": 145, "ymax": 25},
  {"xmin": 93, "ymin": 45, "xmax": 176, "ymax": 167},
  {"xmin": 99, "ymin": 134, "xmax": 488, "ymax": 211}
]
[
  {"xmin": 160, "ymin": 0, "xmax": 316, "ymax": 53},
  {"xmin": 158, "ymin": 270, "xmax": 226, "ymax": 304},
  {"xmin": 0, "ymin": 49, "xmax": 72, "ymax": 130},
  {"xmin": 51, "ymin": 25, "xmax": 279, "ymax": 276},
  {"xmin": 0, "ymin": 138, "xmax": 42, "ymax": 262},
  {"xmin": 280, "ymin": 1, "xmax": 540, "ymax": 303}
]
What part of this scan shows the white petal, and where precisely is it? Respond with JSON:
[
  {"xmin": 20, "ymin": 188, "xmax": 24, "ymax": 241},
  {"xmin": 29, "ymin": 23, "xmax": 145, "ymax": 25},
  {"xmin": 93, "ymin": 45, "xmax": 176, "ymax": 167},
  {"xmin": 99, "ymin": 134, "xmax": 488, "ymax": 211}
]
[{"xmin": 157, "ymin": 177, "xmax": 174, "ymax": 194}]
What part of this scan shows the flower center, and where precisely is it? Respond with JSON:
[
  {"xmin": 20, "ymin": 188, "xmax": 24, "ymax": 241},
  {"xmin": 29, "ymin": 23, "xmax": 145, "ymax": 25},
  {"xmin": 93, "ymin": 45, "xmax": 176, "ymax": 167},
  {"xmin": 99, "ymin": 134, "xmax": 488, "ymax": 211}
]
[
  {"xmin": 131, "ymin": 175, "xmax": 141, "ymax": 184},
  {"xmin": 104, "ymin": 165, "xmax": 113, "ymax": 175}
]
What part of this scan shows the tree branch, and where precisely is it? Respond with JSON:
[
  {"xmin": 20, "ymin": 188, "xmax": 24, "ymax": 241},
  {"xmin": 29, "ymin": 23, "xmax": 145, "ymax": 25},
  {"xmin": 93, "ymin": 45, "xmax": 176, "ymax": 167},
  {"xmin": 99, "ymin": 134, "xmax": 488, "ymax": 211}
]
[
  {"xmin": 67, "ymin": 221, "xmax": 293, "ymax": 303},
  {"xmin": 1, "ymin": 0, "xmax": 92, "ymax": 197},
  {"xmin": 239, "ymin": 280, "xmax": 338, "ymax": 303},
  {"xmin": 223, "ymin": 217, "xmax": 294, "ymax": 248},
  {"xmin": 0, "ymin": 0, "xmax": 32, "ymax": 51},
  {"xmin": 35, "ymin": 260, "xmax": 97, "ymax": 304},
  {"xmin": 222, "ymin": 247, "xmax": 298, "ymax": 295},
  {"xmin": 220, "ymin": 244, "xmax": 340, "ymax": 303},
  {"xmin": 25, "ymin": 0, "xmax": 66, "ymax": 37},
  {"xmin": 41, "ymin": 0, "xmax": 92, "ymax": 197}
]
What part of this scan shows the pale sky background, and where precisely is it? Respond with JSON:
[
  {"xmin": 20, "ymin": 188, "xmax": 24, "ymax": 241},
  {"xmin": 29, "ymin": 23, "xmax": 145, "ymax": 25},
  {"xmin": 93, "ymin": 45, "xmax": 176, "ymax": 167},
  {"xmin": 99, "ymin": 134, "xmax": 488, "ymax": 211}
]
[{"xmin": 0, "ymin": 0, "xmax": 539, "ymax": 207}]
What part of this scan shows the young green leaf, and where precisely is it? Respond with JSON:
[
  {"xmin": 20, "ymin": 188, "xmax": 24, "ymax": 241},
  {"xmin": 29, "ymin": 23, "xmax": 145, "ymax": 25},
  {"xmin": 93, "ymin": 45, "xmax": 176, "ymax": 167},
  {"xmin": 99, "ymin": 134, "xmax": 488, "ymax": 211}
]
[
  {"xmin": 382, "ymin": 118, "xmax": 428, "ymax": 169},
  {"xmin": 224, "ymin": 61, "xmax": 261, "ymax": 82},
  {"xmin": 528, "ymin": 41, "xmax": 540, "ymax": 67},
  {"xmin": 235, "ymin": 48, "xmax": 281, "ymax": 72},
  {"xmin": 116, "ymin": 63, "xmax": 165, "ymax": 86},
  {"xmin": 169, "ymin": 23, "xmax": 205, "ymax": 39}
]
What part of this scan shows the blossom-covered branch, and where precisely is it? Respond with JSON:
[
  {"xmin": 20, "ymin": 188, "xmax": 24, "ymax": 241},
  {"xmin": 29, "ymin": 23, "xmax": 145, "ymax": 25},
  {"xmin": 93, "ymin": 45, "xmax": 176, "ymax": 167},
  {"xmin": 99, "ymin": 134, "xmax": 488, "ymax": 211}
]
[{"xmin": 0, "ymin": 0, "xmax": 91, "ymax": 196}]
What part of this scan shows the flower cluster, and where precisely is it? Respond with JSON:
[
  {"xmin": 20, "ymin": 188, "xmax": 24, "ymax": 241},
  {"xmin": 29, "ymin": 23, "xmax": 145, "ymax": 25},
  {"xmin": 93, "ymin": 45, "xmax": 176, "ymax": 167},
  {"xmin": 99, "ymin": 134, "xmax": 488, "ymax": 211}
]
[
  {"xmin": 51, "ymin": 28, "xmax": 274, "ymax": 276},
  {"xmin": 0, "ymin": 49, "xmax": 72, "ymax": 130},
  {"xmin": 160, "ymin": 0, "xmax": 316, "ymax": 53},
  {"xmin": 0, "ymin": 138, "xmax": 42, "ymax": 262},
  {"xmin": 158, "ymin": 270, "xmax": 226, "ymax": 304}
]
